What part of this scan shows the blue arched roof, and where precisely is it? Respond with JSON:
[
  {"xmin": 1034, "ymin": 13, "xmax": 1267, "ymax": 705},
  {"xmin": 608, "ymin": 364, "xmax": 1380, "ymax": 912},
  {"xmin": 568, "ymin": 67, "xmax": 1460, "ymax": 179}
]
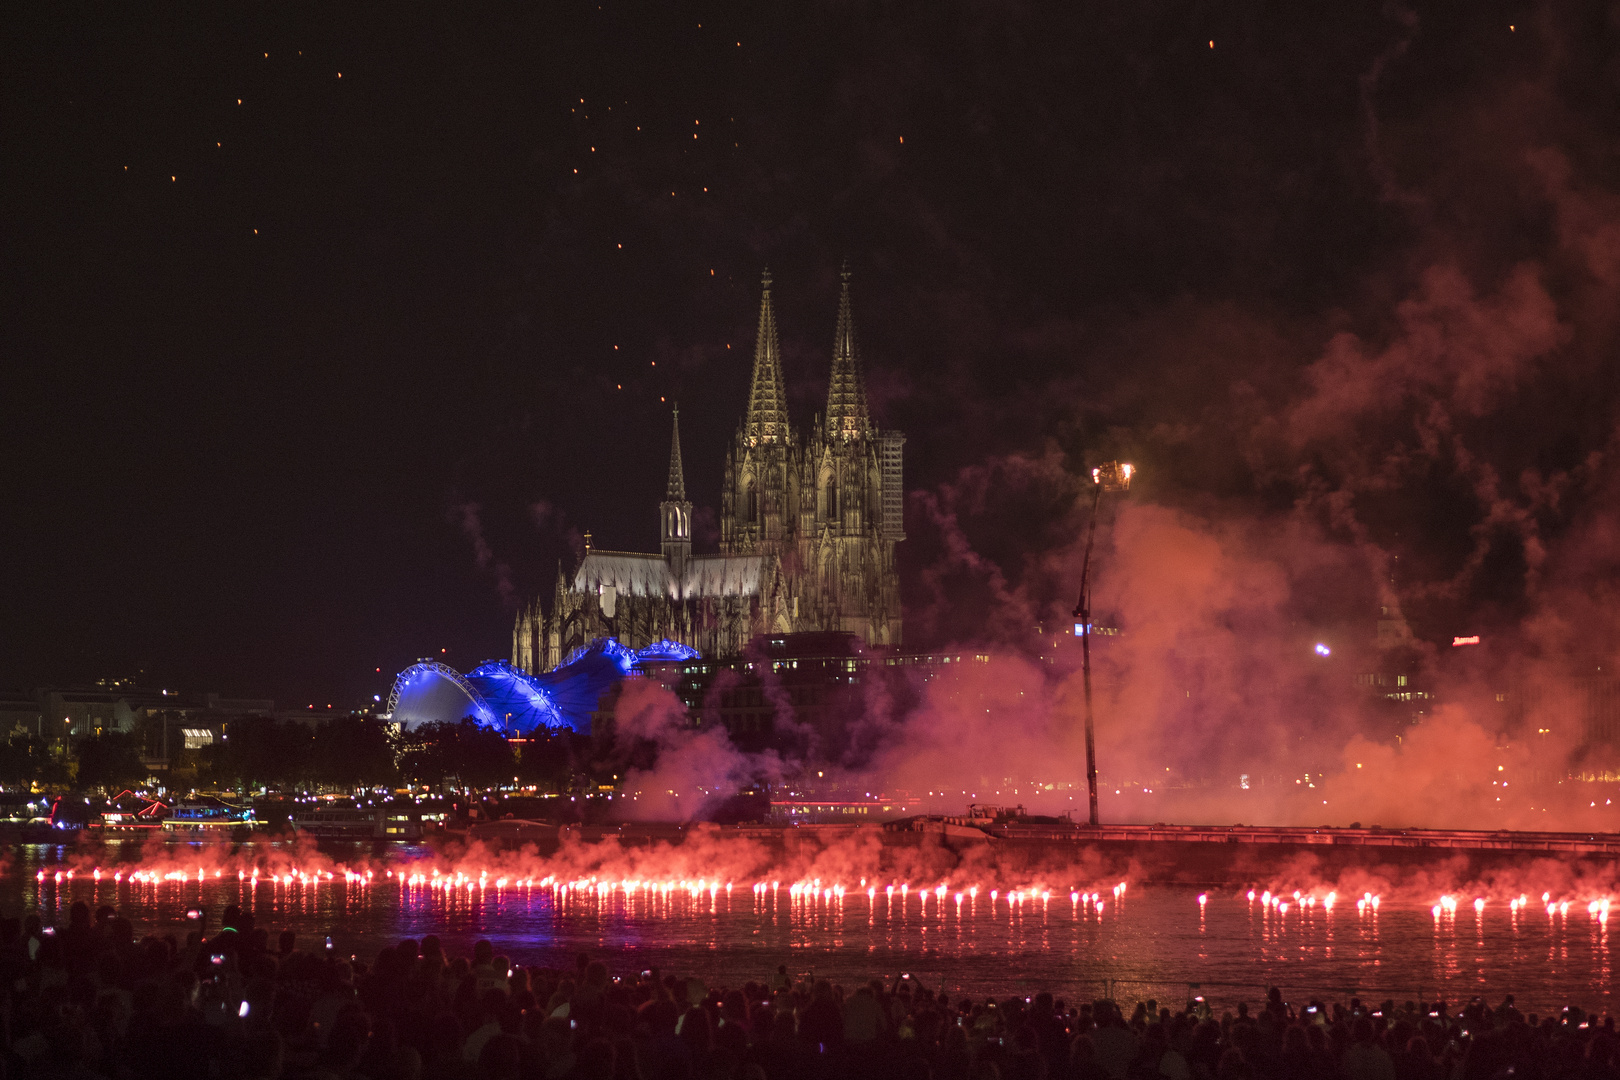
[
  {"xmin": 387, "ymin": 637, "xmax": 698, "ymax": 735},
  {"xmin": 637, "ymin": 638, "xmax": 701, "ymax": 663}
]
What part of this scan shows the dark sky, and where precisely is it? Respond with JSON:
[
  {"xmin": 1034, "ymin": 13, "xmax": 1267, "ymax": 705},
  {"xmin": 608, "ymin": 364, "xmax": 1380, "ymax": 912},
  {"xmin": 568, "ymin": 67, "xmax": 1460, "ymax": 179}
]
[{"xmin": 5, "ymin": 0, "xmax": 1604, "ymax": 707}]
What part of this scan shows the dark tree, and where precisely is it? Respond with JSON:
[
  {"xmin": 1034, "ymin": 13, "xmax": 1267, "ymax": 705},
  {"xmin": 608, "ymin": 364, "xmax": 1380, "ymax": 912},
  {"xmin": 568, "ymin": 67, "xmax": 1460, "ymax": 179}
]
[
  {"xmin": 201, "ymin": 717, "xmax": 313, "ymax": 791},
  {"xmin": 394, "ymin": 724, "xmax": 447, "ymax": 791},
  {"xmin": 0, "ymin": 734, "xmax": 62, "ymax": 788},
  {"xmin": 311, "ymin": 717, "xmax": 397, "ymax": 791},
  {"xmin": 73, "ymin": 731, "xmax": 148, "ymax": 793},
  {"xmin": 515, "ymin": 730, "xmax": 576, "ymax": 793},
  {"xmin": 396, "ymin": 719, "xmax": 514, "ymax": 792}
]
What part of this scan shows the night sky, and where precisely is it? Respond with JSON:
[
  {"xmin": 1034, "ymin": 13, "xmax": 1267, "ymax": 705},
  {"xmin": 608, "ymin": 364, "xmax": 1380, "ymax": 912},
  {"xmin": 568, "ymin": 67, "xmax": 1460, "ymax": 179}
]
[{"xmin": 5, "ymin": 0, "xmax": 1606, "ymax": 708}]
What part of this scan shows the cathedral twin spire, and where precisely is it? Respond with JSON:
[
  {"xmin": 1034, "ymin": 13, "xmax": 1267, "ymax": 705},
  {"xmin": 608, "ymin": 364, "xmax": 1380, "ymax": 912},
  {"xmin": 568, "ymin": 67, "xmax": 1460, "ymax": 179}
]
[
  {"xmin": 826, "ymin": 265, "xmax": 872, "ymax": 441},
  {"xmin": 743, "ymin": 265, "xmax": 873, "ymax": 447},
  {"xmin": 744, "ymin": 270, "xmax": 791, "ymax": 446}
]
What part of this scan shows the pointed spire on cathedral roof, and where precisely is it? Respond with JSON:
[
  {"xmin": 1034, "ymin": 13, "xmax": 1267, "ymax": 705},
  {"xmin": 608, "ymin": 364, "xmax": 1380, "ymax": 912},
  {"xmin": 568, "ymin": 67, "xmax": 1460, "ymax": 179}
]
[
  {"xmin": 826, "ymin": 262, "xmax": 872, "ymax": 441},
  {"xmin": 745, "ymin": 269, "xmax": 790, "ymax": 445},
  {"xmin": 666, "ymin": 404, "xmax": 687, "ymax": 502}
]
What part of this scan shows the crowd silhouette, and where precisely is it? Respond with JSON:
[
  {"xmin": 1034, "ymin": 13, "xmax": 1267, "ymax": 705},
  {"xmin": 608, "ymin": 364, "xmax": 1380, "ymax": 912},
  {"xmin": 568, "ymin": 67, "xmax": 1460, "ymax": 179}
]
[{"xmin": 0, "ymin": 901, "xmax": 1614, "ymax": 1079}]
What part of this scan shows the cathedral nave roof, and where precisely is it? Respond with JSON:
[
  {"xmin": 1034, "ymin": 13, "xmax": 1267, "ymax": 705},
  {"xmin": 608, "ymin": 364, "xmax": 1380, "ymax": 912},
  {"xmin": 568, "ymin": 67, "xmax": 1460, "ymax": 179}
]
[{"xmin": 572, "ymin": 550, "xmax": 764, "ymax": 599}]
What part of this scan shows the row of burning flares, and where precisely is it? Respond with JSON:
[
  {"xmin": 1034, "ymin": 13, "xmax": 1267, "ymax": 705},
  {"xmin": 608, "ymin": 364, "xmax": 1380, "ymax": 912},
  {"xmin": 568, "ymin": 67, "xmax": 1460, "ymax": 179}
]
[
  {"xmin": 32, "ymin": 866, "xmax": 1132, "ymax": 909},
  {"xmin": 1431, "ymin": 892, "xmax": 1613, "ymax": 922},
  {"xmin": 1242, "ymin": 887, "xmax": 1615, "ymax": 923},
  {"xmin": 24, "ymin": 868, "xmax": 1620, "ymax": 922}
]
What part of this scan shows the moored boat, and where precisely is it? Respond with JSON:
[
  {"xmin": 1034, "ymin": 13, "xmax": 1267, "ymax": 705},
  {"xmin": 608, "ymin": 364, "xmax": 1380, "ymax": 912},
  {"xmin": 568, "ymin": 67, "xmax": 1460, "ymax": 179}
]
[
  {"xmin": 161, "ymin": 798, "xmax": 256, "ymax": 838},
  {"xmin": 289, "ymin": 800, "xmax": 426, "ymax": 840},
  {"xmin": 92, "ymin": 792, "xmax": 168, "ymax": 834}
]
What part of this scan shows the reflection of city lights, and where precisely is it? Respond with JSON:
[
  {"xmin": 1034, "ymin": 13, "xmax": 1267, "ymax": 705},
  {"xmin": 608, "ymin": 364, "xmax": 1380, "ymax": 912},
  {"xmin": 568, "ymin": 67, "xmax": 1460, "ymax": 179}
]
[{"xmin": 1314, "ymin": 643, "xmax": 1331, "ymax": 656}]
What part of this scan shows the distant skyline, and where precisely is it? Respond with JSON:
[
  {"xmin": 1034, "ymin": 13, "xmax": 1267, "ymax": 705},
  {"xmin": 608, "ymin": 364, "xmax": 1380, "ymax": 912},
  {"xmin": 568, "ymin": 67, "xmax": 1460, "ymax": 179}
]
[{"xmin": 7, "ymin": 1, "xmax": 1619, "ymax": 709}]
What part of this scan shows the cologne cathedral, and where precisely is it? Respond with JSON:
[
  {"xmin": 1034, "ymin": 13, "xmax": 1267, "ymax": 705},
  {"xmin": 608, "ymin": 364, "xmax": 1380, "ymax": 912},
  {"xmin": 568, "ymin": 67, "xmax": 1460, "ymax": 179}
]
[{"xmin": 511, "ymin": 270, "xmax": 905, "ymax": 673}]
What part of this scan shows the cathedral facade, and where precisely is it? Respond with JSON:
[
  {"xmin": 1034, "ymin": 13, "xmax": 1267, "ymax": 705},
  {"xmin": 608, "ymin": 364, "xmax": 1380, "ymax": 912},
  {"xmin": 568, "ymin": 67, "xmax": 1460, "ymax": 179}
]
[{"xmin": 512, "ymin": 270, "xmax": 904, "ymax": 673}]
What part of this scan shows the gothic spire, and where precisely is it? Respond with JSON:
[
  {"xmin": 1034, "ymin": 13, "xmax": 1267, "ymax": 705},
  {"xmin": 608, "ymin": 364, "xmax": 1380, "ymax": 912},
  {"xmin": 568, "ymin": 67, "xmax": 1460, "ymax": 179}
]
[
  {"xmin": 826, "ymin": 263, "xmax": 872, "ymax": 440},
  {"xmin": 745, "ymin": 269, "xmax": 790, "ymax": 445},
  {"xmin": 666, "ymin": 404, "xmax": 687, "ymax": 502}
]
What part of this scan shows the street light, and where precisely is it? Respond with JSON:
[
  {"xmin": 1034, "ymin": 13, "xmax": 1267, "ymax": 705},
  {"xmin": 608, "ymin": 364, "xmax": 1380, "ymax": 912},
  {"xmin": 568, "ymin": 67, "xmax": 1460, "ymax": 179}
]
[{"xmin": 1073, "ymin": 460, "xmax": 1134, "ymax": 828}]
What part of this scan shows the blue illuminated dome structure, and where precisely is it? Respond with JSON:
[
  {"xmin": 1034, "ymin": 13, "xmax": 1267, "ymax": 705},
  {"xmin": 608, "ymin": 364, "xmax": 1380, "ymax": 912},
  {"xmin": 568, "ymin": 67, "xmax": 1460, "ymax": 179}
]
[
  {"xmin": 386, "ymin": 637, "xmax": 698, "ymax": 735},
  {"xmin": 636, "ymin": 638, "xmax": 702, "ymax": 664}
]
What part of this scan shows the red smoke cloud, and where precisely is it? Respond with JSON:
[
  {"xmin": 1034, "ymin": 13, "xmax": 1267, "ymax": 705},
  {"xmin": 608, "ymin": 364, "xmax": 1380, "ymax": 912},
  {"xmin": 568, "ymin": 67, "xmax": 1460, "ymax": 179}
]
[
  {"xmin": 623, "ymin": 251, "xmax": 1620, "ymax": 834},
  {"xmin": 584, "ymin": 12, "xmax": 1620, "ymax": 836}
]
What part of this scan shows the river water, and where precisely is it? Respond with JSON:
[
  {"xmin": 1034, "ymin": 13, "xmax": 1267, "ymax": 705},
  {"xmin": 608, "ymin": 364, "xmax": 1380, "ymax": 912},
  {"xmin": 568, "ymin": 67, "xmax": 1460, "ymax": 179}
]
[{"xmin": 11, "ymin": 844, "xmax": 1617, "ymax": 1015}]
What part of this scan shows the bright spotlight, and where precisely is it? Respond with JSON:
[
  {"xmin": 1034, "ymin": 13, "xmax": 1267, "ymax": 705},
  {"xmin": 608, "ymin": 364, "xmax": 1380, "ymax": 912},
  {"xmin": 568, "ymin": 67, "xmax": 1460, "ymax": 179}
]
[{"xmin": 1314, "ymin": 643, "xmax": 1331, "ymax": 657}]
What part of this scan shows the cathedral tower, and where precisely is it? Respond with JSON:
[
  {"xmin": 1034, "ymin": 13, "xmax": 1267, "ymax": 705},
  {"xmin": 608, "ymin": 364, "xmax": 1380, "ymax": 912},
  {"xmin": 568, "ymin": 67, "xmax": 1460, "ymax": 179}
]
[
  {"xmin": 799, "ymin": 267, "xmax": 903, "ymax": 645},
  {"xmin": 723, "ymin": 270, "xmax": 800, "ymax": 559},
  {"xmin": 744, "ymin": 270, "xmax": 790, "ymax": 446},
  {"xmin": 826, "ymin": 265, "xmax": 872, "ymax": 442}
]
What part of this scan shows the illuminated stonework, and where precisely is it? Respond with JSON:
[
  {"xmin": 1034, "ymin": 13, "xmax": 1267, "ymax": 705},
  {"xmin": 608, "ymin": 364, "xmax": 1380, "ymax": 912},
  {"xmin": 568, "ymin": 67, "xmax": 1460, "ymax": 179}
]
[{"xmin": 513, "ymin": 270, "xmax": 904, "ymax": 671}]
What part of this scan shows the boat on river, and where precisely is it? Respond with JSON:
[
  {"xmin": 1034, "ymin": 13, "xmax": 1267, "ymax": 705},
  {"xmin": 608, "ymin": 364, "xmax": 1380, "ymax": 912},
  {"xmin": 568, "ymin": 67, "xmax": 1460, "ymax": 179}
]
[
  {"xmin": 160, "ymin": 798, "xmax": 256, "ymax": 838},
  {"xmin": 288, "ymin": 800, "xmax": 429, "ymax": 840},
  {"xmin": 92, "ymin": 792, "xmax": 168, "ymax": 835}
]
